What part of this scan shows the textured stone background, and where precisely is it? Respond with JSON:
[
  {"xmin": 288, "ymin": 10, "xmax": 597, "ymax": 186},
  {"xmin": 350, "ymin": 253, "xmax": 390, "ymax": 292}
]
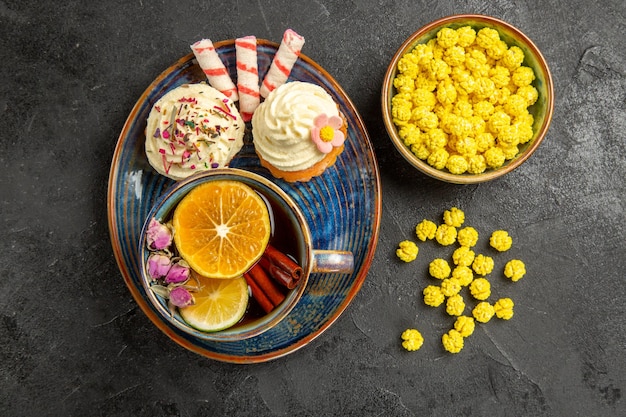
[{"xmin": 1, "ymin": 0, "xmax": 625, "ymax": 416}]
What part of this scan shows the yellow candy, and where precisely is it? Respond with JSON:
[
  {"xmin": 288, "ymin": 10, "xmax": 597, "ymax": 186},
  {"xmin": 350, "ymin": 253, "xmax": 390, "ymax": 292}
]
[
  {"xmin": 452, "ymin": 265, "xmax": 474, "ymax": 287},
  {"xmin": 423, "ymin": 285, "xmax": 445, "ymax": 307},
  {"xmin": 490, "ymin": 86, "xmax": 512, "ymax": 106},
  {"xmin": 446, "ymin": 294, "xmax": 466, "ymax": 316},
  {"xmin": 486, "ymin": 39, "xmax": 507, "ymax": 60},
  {"xmin": 474, "ymin": 77, "xmax": 496, "ymax": 100},
  {"xmin": 429, "ymin": 59, "xmax": 451, "ymax": 81},
  {"xmin": 489, "ymin": 65, "xmax": 511, "ymax": 88},
  {"xmin": 454, "ymin": 136, "xmax": 478, "ymax": 157},
  {"xmin": 412, "ymin": 88, "xmax": 437, "ymax": 109},
  {"xmin": 515, "ymin": 122, "xmax": 534, "ymax": 144},
  {"xmin": 457, "ymin": 226, "xmax": 479, "ymax": 247},
  {"xmin": 472, "ymin": 254, "xmax": 495, "ymax": 276},
  {"xmin": 411, "ymin": 143, "xmax": 431, "ymax": 160},
  {"xmin": 454, "ymin": 316, "xmax": 475, "ymax": 337},
  {"xmin": 436, "ymin": 79, "xmax": 457, "ymax": 105},
  {"xmin": 469, "ymin": 277, "xmax": 491, "ymax": 300},
  {"xmin": 453, "ymin": 100, "xmax": 474, "ymax": 118},
  {"xmin": 467, "ymin": 154, "xmax": 487, "ymax": 174},
  {"xmin": 473, "ymin": 301, "xmax": 495, "ymax": 323},
  {"xmin": 490, "ymin": 230, "xmax": 513, "ymax": 251},
  {"xmin": 437, "ymin": 27, "xmax": 459, "ymax": 49},
  {"xmin": 393, "ymin": 74, "xmax": 416, "ymax": 93},
  {"xmin": 442, "ymin": 329, "xmax": 464, "ymax": 353},
  {"xmin": 443, "ymin": 207, "xmax": 465, "ymax": 227},
  {"xmin": 426, "ymin": 128, "xmax": 448, "ymax": 151},
  {"xmin": 429, "ymin": 258, "xmax": 451, "ymax": 279},
  {"xmin": 397, "ymin": 53, "xmax": 420, "ymax": 78},
  {"xmin": 456, "ymin": 26, "xmax": 476, "ymax": 47},
  {"xmin": 446, "ymin": 155, "xmax": 468, "ymax": 174},
  {"xmin": 392, "ymin": 103, "xmax": 412, "ymax": 122},
  {"xmin": 484, "ymin": 146, "xmax": 505, "ymax": 169},
  {"xmin": 512, "ymin": 66, "xmax": 536, "ymax": 87},
  {"xmin": 452, "ymin": 246, "xmax": 475, "ymax": 267},
  {"xmin": 475, "ymin": 132, "xmax": 496, "ymax": 153},
  {"xmin": 445, "ymin": 114, "xmax": 472, "ymax": 138},
  {"xmin": 465, "ymin": 48, "xmax": 488, "ymax": 74},
  {"xmin": 416, "ymin": 219, "xmax": 437, "ymax": 241},
  {"xmin": 397, "ymin": 122, "xmax": 418, "ymax": 139},
  {"xmin": 488, "ymin": 110, "xmax": 511, "ymax": 135},
  {"xmin": 504, "ymin": 259, "xmax": 526, "ymax": 281},
  {"xmin": 468, "ymin": 116, "xmax": 486, "ymax": 135},
  {"xmin": 401, "ymin": 328, "xmax": 425, "ymax": 351},
  {"xmin": 428, "ymin": 148, "xmax": 449, "ymax": 170},
  {"xmin": 443, "ymin": 45, "xmax": 466, "ymax": 67},
  {"xmin": 414, "ymin": 72, "xmax": 438, "ymax": 91},
  {"xmin": 416, "ymin": 110, "xmax": 439, "ymax": 131},
  {"xmin": 500, "ymin": 144, "xmax": 519, "ymax": 160},
  {"xmin": 504, "ymin": 94, "xmax": 528, "ymax": 117},
  {"xmin": 411, "ymin": 43, "xmax": 434, "ymax": 65},
  {"xmin": 441, "ymin": 278, "xmax": 462, "ymax": 297},
  {"xmin": 400, "ymin": 126, "xmax": 422, "ymax": 147},
  {"xmin": 473, "ymin": 100, "xmax": 495, "ymax": 120},
  {"xmin": 476, "ymin": 27, "xmax": 501, "ymax": 50},
  {"xmin": 517, "ymin": 85, "xmax": 539, "ymax": 106},
  {"xmin": 501, "ymin": 45, "xmax": 525, "ymax": 70},
  {"xmin": 494, "ymin": 298, "xmax": 515, "ymax": 320},
  {"xmin": 435, "ymin": 223, "xmax": 457, "ymax": 246},
  {"xmin": 396, "ymin": 240, "xmax": 419, "ymax": 262}
]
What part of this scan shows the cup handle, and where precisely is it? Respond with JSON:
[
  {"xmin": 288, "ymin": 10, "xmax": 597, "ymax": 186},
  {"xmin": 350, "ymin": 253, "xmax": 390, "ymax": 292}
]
[{"xmin": 311, "ymin": 250, "xmax": 354, "ymax": 274}]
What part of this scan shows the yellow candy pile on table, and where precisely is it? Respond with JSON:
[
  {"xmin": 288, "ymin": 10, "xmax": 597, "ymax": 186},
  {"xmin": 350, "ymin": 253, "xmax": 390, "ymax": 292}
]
[
  {"xmin": 391, "ymin": 26, "xmax": 538, "ymax": 174},
  {"xmin": 397, "ymin": 207, "xmax": 527, "ymax": 353}
]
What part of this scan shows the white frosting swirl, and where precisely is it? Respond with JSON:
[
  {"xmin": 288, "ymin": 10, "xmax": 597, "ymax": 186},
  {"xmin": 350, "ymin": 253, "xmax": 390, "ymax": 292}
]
[
  {"xmin": 252, "ymin": 81, "xmax": 340, "ymax": 172},
  {"xmin": 145, "ymin": 83, "xmax": 244, "ymax": 180}
]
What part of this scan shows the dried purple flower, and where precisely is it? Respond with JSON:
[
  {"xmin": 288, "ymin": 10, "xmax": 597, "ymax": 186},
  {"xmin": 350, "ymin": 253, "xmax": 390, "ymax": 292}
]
[
  {"xmin": 146, "ymin": 218, "xmax": 172, "ymax": 251},
  {"xmin": 147, "ymin": 253, "xmax": 171, "ymax": 280},
  {"xmin": 165, "ymin": 260, "xmax": 190, "ymax": 284},
  {"xmin": 169, "ymin": 286, "xmax": 194, "ymax": 308}
]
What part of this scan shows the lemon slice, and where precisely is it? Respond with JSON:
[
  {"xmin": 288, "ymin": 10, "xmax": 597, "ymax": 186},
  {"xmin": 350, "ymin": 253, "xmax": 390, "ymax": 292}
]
[
  {"xmin": 173, "ymin": 180, "xmax": 271, "ymax": 279},
  {"xmin": 179, "ymin": 275, "xmax": 249, "ymax": 332}
]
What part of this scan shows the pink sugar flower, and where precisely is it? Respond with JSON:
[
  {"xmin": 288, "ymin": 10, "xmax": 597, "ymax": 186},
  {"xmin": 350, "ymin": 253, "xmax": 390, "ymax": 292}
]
[
  {"xmin": 169, "ymin": 287, "xmax": 194, "ymax": 308},
  {"xmin": 147, "ymin": 253, "xmax": 172, "ymax": 280},
  {"xmin": 311, "ymin": 113, "xmax": 345, "ymax": 154},
  {"xmin": 146, "ymin": 218, "xmax": 172, "ymax": 250}
]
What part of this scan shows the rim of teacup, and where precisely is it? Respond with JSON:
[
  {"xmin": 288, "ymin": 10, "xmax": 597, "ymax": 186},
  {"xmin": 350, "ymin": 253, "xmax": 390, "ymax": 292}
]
[{"xmin": 138, "ymin": 168, "xmax": 312, "ymax": 342}]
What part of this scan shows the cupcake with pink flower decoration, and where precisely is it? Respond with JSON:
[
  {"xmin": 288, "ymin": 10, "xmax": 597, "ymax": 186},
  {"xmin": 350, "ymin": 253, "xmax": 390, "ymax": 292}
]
[{"xmin": 251, "ymin": 81, "xmax": 347, "ymax": 182}]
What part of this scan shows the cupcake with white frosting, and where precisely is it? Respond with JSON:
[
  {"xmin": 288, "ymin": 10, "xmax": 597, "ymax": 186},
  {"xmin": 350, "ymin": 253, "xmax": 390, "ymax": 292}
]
[
  {"xmin": 251, "ymin": 81, "xmax": 347, "ymax": 182},
  {"xmin": 145, "ymin": 83, "xmax": 245, "ymax": 181}
]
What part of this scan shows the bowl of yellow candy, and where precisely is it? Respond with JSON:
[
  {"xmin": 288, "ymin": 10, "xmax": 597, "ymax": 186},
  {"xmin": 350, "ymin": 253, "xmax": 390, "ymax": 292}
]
[{"xmin": 381, "ymin": 14, "xmax": 554, "ymax": 183}]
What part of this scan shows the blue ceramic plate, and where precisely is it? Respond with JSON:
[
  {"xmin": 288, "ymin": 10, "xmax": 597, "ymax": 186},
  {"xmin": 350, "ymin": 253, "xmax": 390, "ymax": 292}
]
[{"xmin": 107, "ymin": 39, "xmax": 381, "ymax": 363}]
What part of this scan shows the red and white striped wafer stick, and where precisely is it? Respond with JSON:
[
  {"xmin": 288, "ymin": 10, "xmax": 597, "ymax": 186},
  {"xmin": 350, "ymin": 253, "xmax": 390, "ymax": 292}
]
[
  {"xmin": 235, "ymin": 36, "xmax": 260, "ymax": 122},
  {"xmin": 260, "ymin": 29, "xmax": 305, "ymax": 98},
  {"xmin": 190, "ymin": 39, "xmax": 239, "ymax": 101}
]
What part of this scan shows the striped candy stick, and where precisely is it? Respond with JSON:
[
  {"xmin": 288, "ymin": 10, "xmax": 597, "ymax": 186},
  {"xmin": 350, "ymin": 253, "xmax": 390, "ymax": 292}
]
[
  {"xmin": 190, "ymin": 39, "xmax": 239, "ymax": 101},
  {"xmin": 235, "ymin": 36, "xmax": 260, "ymax": 122},
  {"xmin": 260, "ymin": 29, "xmax": 305, "ymax": 98}
]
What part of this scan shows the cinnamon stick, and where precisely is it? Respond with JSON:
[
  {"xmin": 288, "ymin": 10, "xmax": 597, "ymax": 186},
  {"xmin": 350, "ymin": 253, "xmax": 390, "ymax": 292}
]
[
  {"xmin": 244, "ymin": 272, "xmax": 274, "ymax": 314},
  {"xmin": 246, "ymin": 263, "xmax": 285, "ymax": 307},
  {"xmin": 263, "ymin": 244, "xmax": 303, "ymax": 281},
  {"xmin": 259, "ymin": 256, "xmax": 297, "ymax": 289}
]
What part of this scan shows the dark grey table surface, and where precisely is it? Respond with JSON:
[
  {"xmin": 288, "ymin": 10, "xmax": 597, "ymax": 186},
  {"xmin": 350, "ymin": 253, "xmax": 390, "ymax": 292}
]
[{"xmin": 2, "ymin": 1, "xmax": 625, "ymax": 416}]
